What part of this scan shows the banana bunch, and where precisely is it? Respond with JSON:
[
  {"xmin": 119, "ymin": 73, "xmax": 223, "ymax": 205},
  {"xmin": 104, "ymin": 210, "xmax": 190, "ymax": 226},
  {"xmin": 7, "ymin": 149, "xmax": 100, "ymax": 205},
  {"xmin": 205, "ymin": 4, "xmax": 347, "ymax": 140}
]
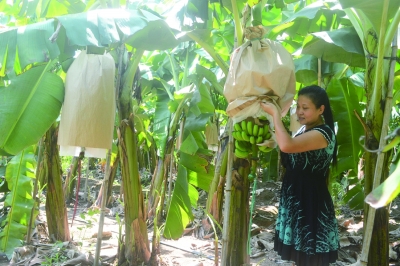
[{"xmin": 232, "ymin": 119, "xmax": 273, "ymax": 159}]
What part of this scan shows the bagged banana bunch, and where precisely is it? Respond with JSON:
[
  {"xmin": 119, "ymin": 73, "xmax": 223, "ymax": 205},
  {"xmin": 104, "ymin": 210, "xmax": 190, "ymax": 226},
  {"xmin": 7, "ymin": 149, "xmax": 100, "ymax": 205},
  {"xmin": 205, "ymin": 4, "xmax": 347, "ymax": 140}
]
[
  {"xmin": 224, "ymin": 26, "xmax": 296, "ymax": 161},
  {"xmin": 58, "ymin": 50, "xmax": 116, "ymax": 158},
  {"xmin": 224, "ymin": 26, "xmax": 295, "ymax": 121}
]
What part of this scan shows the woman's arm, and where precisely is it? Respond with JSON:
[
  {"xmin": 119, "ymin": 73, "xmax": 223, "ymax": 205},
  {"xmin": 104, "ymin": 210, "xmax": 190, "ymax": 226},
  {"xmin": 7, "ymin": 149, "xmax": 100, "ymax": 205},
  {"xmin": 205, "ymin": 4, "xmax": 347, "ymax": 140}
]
[{"xmin": 261, "ymin": 102, "xmax": 328, "ymax": 153}]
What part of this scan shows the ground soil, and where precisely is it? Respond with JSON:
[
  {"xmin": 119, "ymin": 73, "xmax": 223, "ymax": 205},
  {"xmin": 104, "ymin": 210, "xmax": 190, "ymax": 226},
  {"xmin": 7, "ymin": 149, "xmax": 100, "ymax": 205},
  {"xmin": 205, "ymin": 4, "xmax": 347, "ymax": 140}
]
[{"xmin": 6, "ymin": 171, "xmax": 400, "ymax": 266}]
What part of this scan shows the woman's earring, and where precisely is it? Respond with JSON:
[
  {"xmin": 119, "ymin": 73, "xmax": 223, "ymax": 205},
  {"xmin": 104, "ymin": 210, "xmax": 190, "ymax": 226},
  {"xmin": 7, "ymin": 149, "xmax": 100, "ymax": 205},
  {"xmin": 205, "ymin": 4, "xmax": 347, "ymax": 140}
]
[{"xmin": 321, "ymin": 114, "xmax": 325, "ymax": 122}]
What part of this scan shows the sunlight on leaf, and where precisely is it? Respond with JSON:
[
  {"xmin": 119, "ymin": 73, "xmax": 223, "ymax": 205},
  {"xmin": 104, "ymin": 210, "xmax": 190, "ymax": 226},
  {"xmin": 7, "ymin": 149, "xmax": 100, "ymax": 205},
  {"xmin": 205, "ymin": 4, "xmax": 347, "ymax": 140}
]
[{"xmin": 366, "ymin": 159, "xmax": 400, "ymax": 209}]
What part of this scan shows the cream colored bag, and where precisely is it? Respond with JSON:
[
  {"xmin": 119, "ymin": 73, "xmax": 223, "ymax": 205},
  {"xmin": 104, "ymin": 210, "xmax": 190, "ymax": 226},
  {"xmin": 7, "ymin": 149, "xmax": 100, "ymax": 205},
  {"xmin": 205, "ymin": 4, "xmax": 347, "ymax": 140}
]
[
  {"xmin": 224, "ymin": 28, "xmax": 296, "ymax": 123},
  {"xmin": 58, "ymin": 50, "xmax": 116, "ymax": 158}
]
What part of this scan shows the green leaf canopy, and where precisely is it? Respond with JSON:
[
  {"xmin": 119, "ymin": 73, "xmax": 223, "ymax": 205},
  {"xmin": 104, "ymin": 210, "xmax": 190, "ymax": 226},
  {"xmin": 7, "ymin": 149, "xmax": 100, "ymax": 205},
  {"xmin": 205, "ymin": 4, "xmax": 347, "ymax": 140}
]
[
  {"xmin": 302, "ymin": 27, "xmax": 365, "ymax": 68},
  {"xmin": 57, "ymin": 9, "xmax": 179, "ymax": 50},
  {"xmin": 339, "ymin": 0, "xmax": 400, "ymax": 36},
  {"xmin": 0, "ymin": 8, "xmax": 179, "ymax": 77},
  {"xmin": 0, "ymin": 64, "xmax": 64, "ymax": 155},
  {"xmin": 0, "ymin": 19, "xmax": 60, "ymax": 76}
]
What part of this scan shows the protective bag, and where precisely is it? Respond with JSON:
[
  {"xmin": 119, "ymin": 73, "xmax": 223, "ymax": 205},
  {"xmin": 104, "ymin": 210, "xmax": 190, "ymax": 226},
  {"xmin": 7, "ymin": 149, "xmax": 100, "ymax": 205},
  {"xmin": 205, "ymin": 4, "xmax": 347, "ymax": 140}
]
[
  {"xmin": 224, "ymin": 27, "xmax": 296, "ymax": 123},
  {"xmin": 58, "ymin": 50, "xmax": 116, "ymax": 158}
]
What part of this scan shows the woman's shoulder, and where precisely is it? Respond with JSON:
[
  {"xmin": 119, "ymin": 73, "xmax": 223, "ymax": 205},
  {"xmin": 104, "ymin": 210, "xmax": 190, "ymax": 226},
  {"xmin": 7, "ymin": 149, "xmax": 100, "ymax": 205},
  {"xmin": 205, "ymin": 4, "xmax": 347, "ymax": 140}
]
[{"xmin": 309, "ymin": 124, "xmax": 335, "ymax": 142}]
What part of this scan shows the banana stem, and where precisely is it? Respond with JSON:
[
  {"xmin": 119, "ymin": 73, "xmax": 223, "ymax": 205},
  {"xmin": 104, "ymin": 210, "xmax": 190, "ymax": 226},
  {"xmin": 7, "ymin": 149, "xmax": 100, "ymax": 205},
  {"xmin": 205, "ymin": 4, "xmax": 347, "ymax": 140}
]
[
  {"xmin": 27, "ymin": 138, "xmax": 44, "ymax": 244},
  {"xmin": 231, "ymin": 0, "xmax": 243, "ymax": 47},
  {"xmin": 221, "ymin": 120, "xmax": 234, "ymax": 265},
  {"xmin": 94, "ymin": 149, "xmax": 111, "ymax": 266}
]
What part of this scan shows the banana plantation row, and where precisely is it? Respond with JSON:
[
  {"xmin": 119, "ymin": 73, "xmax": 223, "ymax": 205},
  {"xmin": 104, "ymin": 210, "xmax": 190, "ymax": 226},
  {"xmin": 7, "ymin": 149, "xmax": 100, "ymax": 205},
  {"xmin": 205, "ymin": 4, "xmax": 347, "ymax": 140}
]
[{"xmin": 0, "ymin": 0, "xmax": 400, "ymax": 265}]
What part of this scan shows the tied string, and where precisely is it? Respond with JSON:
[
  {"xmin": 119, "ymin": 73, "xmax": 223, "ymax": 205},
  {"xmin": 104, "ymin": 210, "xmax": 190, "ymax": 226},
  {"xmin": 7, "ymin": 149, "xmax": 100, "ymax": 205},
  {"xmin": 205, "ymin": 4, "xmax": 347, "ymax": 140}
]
[
  {"xmin": 244, "ymin": 25, "xmax": 266, "ymax": 40},
  {"xmin": 366, "ymin": 53, "xmax": 400, "ymax": 63}
]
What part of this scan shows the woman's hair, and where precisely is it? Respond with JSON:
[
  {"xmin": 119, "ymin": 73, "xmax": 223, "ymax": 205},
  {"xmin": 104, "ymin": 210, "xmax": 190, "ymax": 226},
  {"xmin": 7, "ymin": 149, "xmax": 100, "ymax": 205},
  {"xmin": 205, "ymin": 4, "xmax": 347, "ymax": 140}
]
[{"xmin": 298, "ymin": 85, "xmax": 337, "ymax": 167}]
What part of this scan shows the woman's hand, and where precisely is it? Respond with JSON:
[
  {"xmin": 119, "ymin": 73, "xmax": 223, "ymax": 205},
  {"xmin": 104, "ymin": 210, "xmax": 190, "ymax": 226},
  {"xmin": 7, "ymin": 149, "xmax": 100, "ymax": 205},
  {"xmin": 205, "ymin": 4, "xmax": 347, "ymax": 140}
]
[{"xmin": 261, "ymin": 101, "xmax": 279, "ymax": 116}]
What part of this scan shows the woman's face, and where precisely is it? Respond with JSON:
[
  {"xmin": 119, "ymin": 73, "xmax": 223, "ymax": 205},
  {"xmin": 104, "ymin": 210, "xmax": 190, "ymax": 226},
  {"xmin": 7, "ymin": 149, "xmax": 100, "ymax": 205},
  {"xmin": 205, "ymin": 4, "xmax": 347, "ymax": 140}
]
[{"xmin": 296, "ymin": 95, "xmax": 325, "ymax": 129}]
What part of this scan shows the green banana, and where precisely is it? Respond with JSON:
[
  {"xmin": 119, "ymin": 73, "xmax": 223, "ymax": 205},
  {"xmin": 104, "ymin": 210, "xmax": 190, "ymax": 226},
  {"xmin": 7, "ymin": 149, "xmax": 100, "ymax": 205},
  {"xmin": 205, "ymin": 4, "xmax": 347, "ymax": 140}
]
[
  {"xmin": 241, "ymin": 131, "xmax": 250, "ymax": 142},
  {"xmin": 247, "ymin": 120, "xmax": 253, "ymax": 136},
  {"xmin": 253, "ymin": 124, "xmax": 259, "ymax": 136},
  {"xmin": 241, "ymin": 120, "xmax": 247, "ymax": 131},
  {"xmin": 256, "ymin": 136, "xmax": 263, "ymax": 144},
  {"xmin": 258, "ymin": 127, "xmax": 264, "ymax": 137},
  {"xmin": 235, "ymin": 140, "xmax": 250, "ymax": 151},
  {"xmin": 233, "ymin": 131, "xmax": 243, "ymax": 141},
  {"xmin": 250, "ymin": 136, "xmax": 255, "ymax": 144},
  {"xmin": 234, "ymin": 123, "xmax": 242, "ymax": 132},
  {"xmin": 235, "ymin": 148, "xmax": 249, "ymax": 158},
  {"xmin": 264, "ymin": 131, "xmax": 272, "ymax": 140},
  {"xmin": 263, "ymin": 124, "xmax": 269, "ymax": 136},
  {"xmin": 259, "ymin": 146, "xmax": 273, "ymax": 153}
]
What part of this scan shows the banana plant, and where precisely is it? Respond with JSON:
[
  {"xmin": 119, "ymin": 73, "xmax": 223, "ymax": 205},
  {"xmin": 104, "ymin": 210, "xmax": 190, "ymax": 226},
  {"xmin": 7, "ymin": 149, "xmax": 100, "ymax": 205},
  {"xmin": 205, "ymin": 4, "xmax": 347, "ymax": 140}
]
[
  {"xmin": 0, "ymin": 7, "xmax": 180, "ymax": 262},
  {"xmin": 337, "ymin": 1, "xmax": 400, "ymax": 264},
  {"xmin": 0, "ymin": 146, "xmax": 37, "ymax": 259},
  {"xmin": 163, "ymin": 81, "xmax": 216, "ymax": 239},
  {"xmin": 42, "ymin": 122, "xmax": 71, "ymax": 243},
  {"xmin": 264, "ymin": 0, "xmax": 399, "ymax": 264},
  {"xmin": 140, "ymin": 41, "xmax": 218, "ymax": 241}
]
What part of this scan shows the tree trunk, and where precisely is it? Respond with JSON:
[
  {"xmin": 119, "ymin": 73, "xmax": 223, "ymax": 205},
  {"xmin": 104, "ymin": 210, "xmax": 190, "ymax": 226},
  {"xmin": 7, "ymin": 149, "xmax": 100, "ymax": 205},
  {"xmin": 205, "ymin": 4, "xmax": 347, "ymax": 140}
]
[
  {"xmin": 117, "ymin": 119, "xmax": 150, "ymax": 265},
  {"xmin": 147, "ymin": 158, "xmax": 165, "ymax": 218},
  {"xmin": 207, "ymin": 137, "xmax": 228, "ymax": 224},
  {"xmin": 363, "ymin": 31, "xmax": 389, "ymax": 265},
  {"xmin": 43, "ymin": 123, "xmax": 70, "ymax": 242},
  {"xmin": 94, "ymin": 152, "xmax": 120, "ymax": 207},
  {"xmin": 225, "ymin": 160, "xmax": 251, "ymax": 265},
  {"xmin": 115, "ymin": 47, "xmax": 150, "ymax": 265}
]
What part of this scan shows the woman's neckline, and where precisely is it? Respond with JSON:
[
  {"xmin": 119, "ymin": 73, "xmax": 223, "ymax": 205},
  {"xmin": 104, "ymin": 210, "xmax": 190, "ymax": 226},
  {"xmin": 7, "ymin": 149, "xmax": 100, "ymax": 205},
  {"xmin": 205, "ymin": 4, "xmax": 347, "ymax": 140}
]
[{"xmin": 303, "ymin": 123, "xmax": 325, "ymax": 132}]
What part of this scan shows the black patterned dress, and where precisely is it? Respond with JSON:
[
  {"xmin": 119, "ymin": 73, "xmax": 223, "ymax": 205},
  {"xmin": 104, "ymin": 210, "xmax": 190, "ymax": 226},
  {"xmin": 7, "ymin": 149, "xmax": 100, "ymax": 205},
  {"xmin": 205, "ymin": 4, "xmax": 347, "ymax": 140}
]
[{"xmin": 274, "ymin": 124, "xmax": 339, "ymax": 266}]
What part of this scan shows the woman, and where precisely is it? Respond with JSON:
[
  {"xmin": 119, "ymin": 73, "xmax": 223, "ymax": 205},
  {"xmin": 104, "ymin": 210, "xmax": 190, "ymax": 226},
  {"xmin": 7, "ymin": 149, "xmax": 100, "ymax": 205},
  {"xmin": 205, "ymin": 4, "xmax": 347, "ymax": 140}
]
[{"xmin": 261, "ymin": 85, "xmax": 339, "ymax": 266}]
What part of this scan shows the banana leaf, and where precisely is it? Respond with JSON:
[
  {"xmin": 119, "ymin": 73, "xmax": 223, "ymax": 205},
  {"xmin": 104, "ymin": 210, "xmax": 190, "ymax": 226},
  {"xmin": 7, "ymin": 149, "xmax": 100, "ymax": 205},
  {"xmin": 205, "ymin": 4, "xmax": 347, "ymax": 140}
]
[
  {"xmin": 42, "ymin": 0, "xmax": 86, "ymax": 18},
  {"xmin": 294, "ymin": 55, "xmax": 334, "ymax": 85},
  {"xmin": 3, "ymin": 0, "xmax": 85, "ymax": 19},
  {"xmin": 268, "ymin": 2, "xmax": 345, "ymax": 40},
  {"xmin": 163, "ymin": 164, "xmax": 197, "ymax": 239},
  {"xmin": 180, "ymin": 133, "xmax": 199, "ymax": 155},
  {"xmin": 0, "ymin": 63, "xmax": 64, "ymax": 155},
  {"xmin": 365, "ymin": 137, "xmax": 400, "ymax": 208},
  {"xmin": 365, "ymin": 154, "xmax": 400, "ymax": 209},
  {"xmin": 164, "ymin": 149, "xmax": 214, "ymax": 239},
  {"xmin": 0, "ymin": 146, "xmax": 36, "ymax": 259},
  {"xmin": 302, "ymin": 27, "xmax": 365, "ymax": 68},
  {"xmin": 343, "ymin": 183, "xmax": 364, "ymax": 210},
  {"xmin": 195, "ymin": 65, "xmax": 224, "ymax": 95},
  {"xmin": 57, "ymin": 9, "xmax": 178, "ymax": 50},
  {"xmin": 339, "ymin": 0, "xmax": 400, "ymax": 36},
  {"xmin": 152, "ymin": 88, "xmax": 171, "ymax": 159},
  {"xmin": 1, "ymin": 8, "xmax": 179, "ymax": 76},
  {"xmin": 327, "ymin": 77, "xmax": 364, "ymax": 175},
  {"xmin": 0, "ymin": 19, "xmax": 59, "ymax": 76}
]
